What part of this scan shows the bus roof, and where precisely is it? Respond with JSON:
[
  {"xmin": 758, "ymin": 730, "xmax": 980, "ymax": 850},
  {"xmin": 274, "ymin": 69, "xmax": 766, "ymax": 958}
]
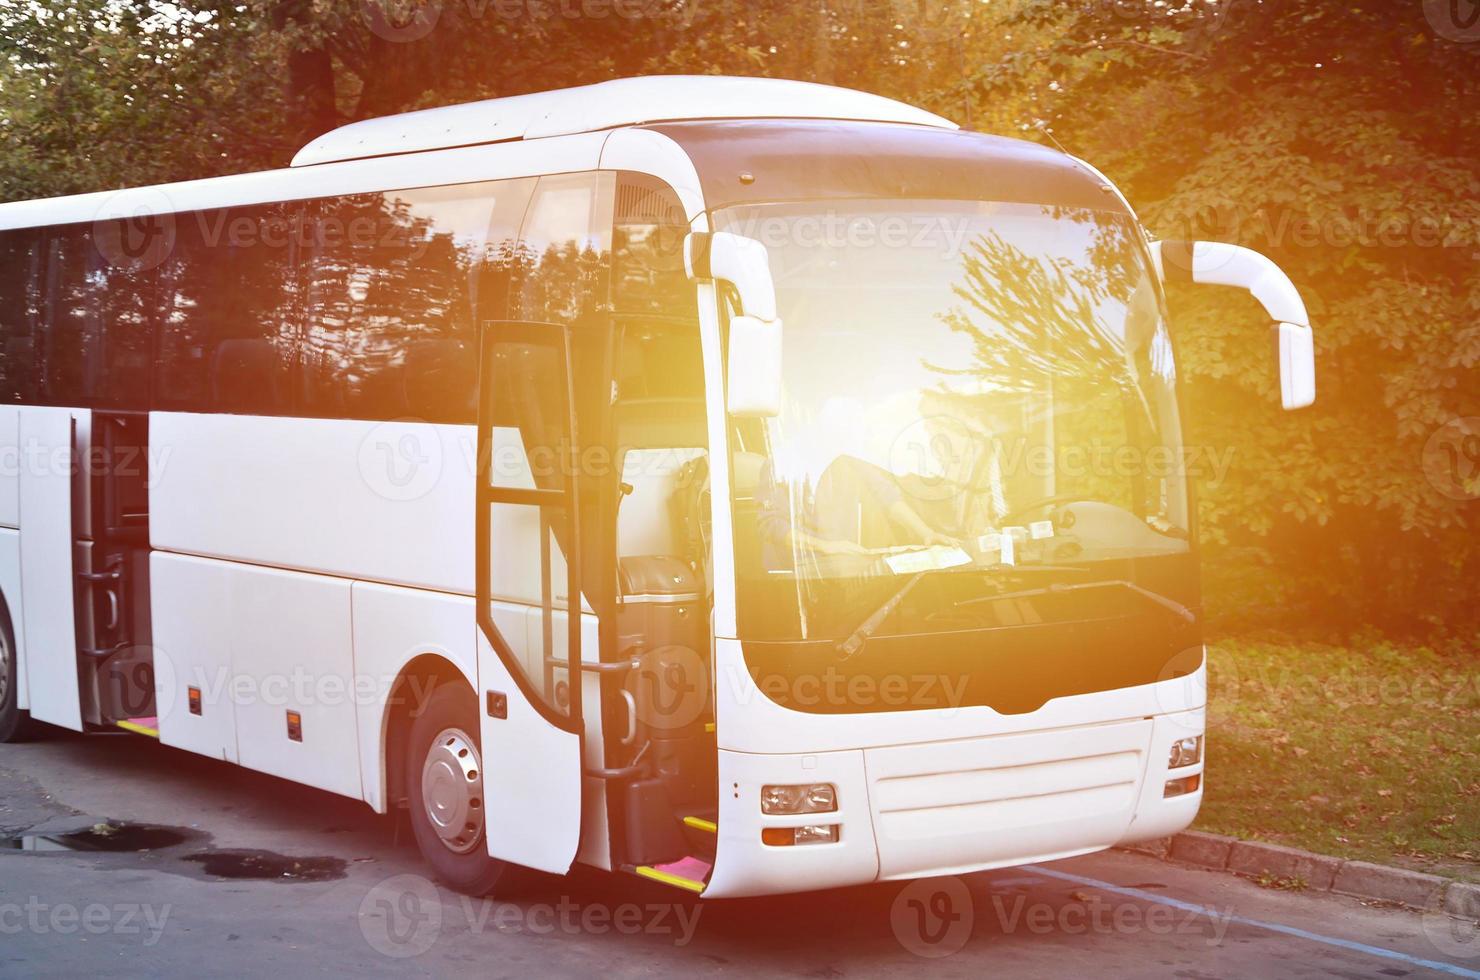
[{"xmin": 290, "ymin": 76, "xmax": 957, "ymax": 167}]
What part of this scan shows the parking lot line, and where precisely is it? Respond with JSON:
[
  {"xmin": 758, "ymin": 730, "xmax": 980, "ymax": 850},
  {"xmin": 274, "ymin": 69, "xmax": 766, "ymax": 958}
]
[{"xmin": 1025, "ymin": 865, "xmax": 1479, "ymax": 979}]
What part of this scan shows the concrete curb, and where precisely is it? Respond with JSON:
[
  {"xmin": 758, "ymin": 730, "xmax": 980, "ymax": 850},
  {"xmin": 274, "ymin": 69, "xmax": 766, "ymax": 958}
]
[{"xmin": 1119, "ymin": 832, "xmax": 1476, "ymax": 917}]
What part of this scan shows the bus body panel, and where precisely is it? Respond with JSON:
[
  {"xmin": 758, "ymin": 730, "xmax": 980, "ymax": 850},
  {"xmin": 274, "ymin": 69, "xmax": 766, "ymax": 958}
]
[
  {"xmin": 477, "ymin": 627, "xmax": 583, "ymax": 875},
  {"xmin": 152, "ymin": 551, "xmax": 364, "ymax": 801},
  {"xmin": 705, "ymin": 708, "xmax": 1204, "ymax": 897},
  {"xmin": 1122, "ymin": 707, "xmax": 1205, "ymax": 845},
  {"xmin": 703, "ymin": 747, "xmax": 878, "ymax": 899},
  {"xmin": 349, "ymin": 579, "xmax": 479, "ymax": 814},
  {"xmin": 864, "ymin": 718, "xmax": 1153, "ymax": 880},
  {"xmin": 544, "ymin": 608, "xmax": 613, "ymax": 872},
  {"xmin": 152, "ymin": 551, "xmax": 240, "ymax": 762},
  {"xmin": 227, "ymin": 561, "xmax": 361, "ymax": 799},
  {"xmin": 0, "ymin": 405, "xmax": 19, "ymax": 527},
  {"xmin": 711, "ymin": 637, "xmax": 1206, "ymax": 755},
  {"xmin": 17, "ymin": 406, "xmax": 83, "ymax": 731},
  {"xmin": 0, "ymin": 132, "xmax": 609, "ymax": 232},
  {"xmin": 150, "ymin": 413, "xmax": 479, "ymax": 596}
]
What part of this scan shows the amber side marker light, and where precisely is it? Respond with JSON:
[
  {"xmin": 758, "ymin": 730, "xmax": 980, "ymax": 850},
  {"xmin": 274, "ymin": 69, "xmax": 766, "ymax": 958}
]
[
  {"xmin": 761, "ymin": 825, "xmax": 840, "ymax": 847},
  {"xmin": 1164, "ymin": 774, "xmax": 1201, "ymax": 798}
]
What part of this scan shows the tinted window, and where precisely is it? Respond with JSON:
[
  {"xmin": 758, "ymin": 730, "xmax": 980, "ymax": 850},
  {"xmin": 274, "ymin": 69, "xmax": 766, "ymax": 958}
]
[
  {"xmin": 302, "ymin": 180, "xmax": 533, "ymax": 423},
  {"xmin": 91, "ymin": 217, "xmax": 160, "ymax": 406},
  {"xmin": 155, "ymin": 204, "xmax": 300, "ymax": 415},
  {"xmin": 0, "ymin": 228, "xmax": 42, "ymax": 405},
  {"xmin": 613, "ymin": 174, "xmax": 691, "ymax": 317},
  {"xmin": 4, "ymin": 220, "xmax": 158, "ymax": 409},
  {"xmin": 513, "ymin": 173, "xmax": 613, "ymax": 329},
  {"xmin": 39, "ymin": 225, "xmax": 105, "ymax": 405}
]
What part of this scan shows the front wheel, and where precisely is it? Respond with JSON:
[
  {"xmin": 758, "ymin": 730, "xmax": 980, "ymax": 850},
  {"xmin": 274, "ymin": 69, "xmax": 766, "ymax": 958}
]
[{"xmin": 405, "ymin": 681, "xmax": 509, "ymax": 896}]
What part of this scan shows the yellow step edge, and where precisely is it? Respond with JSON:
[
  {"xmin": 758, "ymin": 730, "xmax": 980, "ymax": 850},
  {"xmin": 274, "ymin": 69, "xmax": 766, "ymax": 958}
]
[
  {"xmin": 116, "ymin": 720, "xmax": 160, "ymax": 738},
  {"xmin": 634, "ymin": 865, "xmax": 706, "ymax": 894},
  {"xmin": 682, "ymin": 816, "xmax": 717, "ymax": 834}
]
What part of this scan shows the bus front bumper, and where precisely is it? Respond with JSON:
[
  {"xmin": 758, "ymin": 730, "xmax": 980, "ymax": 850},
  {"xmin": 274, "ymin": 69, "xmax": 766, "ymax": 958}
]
[{"xmin": 701, "ymin": 708, "xmax": 1204, "ymax": 898}]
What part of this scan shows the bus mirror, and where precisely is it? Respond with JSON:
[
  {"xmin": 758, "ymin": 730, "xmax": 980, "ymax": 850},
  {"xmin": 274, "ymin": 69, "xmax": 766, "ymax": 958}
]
[
  {"xmin": 685, "ymin": 231, "xmax": 778, "ymax": 322},
  {"xmin": 727, "ymin": 314, "xmax": 783, "ymax": 418},
  {"xmin": 1153, "ymin": 239, "xmax": 1316, "ymax": 411},
  {"xmin": 687, "ymin": 232, "xmax": 786, "ymax": 417},
  {"xmin": 1275, "ymin": 321, "xmax": 1316, "ymax": 410}
]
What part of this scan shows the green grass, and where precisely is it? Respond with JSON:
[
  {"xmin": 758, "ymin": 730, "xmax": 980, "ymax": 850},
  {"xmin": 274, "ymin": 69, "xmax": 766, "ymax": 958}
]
[{"xmin": 1198, "ymin": 635, "xmax": 1479, "ymax": 880}]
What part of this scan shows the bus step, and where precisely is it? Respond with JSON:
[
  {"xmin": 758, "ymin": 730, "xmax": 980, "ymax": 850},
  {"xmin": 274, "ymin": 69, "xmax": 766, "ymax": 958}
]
[
  {"xmin": 116, "ymin": 717, "xmax": 160, "ymax": 739},
  {"xmin": 632, "ymin": 856, "xmax": 710, "ymax": 895}
]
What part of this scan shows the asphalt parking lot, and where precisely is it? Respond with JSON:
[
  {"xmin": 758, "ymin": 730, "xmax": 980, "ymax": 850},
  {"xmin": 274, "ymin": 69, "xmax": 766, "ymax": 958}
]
[{"xmin": 1, "ymin": 729, "xmax": 1476, "ymax": 978}]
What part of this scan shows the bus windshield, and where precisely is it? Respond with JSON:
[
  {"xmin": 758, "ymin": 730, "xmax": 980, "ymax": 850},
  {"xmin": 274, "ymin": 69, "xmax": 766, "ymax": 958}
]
[{"xmin": 713, "ymin": 199, "xmax": 1190, "ymax": 644}]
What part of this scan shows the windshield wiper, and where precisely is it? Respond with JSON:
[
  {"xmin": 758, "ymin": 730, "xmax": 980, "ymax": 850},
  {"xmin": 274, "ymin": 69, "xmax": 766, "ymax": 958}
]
[
  {"xmin": 953, "ymin": 578, "xmax": 1195, "ymax": 623},
  {"xmin": 836, "ymin": 572, "xmax": 926, "ymax": 661}
]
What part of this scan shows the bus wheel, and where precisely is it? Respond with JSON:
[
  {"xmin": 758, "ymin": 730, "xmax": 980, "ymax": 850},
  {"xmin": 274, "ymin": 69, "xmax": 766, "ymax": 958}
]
[
  {"xmin": 0, "ymin": 608, "xmax": 32, "ymax": 743},
  {"xmin": 406, "ymin": 681, "xmax": 509, "ymax": 896}
]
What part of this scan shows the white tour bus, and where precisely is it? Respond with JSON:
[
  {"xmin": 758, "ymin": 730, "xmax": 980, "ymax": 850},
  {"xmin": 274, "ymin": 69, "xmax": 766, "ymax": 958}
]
[{"xmin": 0, "ymin": 76, "xmax": 1315, "ymax": 898}]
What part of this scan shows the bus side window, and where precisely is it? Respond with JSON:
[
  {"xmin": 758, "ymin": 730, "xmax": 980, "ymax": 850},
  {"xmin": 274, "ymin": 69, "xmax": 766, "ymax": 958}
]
[
  {"xmin": 155, "ymin": 204, "xmax": 300, "ymax": 416},
  {"xmin": 508, "ymin": 173, "xmax": 616, "ymax": 620},
  {"xmin": 0, "ymin": 228, "xmax": 42, "ymax": 405},
  {"xmin": 301, "ymin": 181, "xmax": 532, "ymax": 424},
  {"xmin": 610, "ymin": 174, "xmax": 707, "ymax": 567},
  {"xmin": 39, "ymin": 225, "xmax": 105, "ymax": 406}
]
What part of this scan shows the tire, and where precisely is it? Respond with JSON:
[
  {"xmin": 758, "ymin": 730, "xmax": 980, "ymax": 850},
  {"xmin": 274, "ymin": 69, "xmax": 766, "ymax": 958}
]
[
  {"xmin": 0, "ymin": 602, "xmax": 33, "ymax": 744},
  {"xmin": 405, "ymin": 681, "xmax": 509, "ymax": 896}
]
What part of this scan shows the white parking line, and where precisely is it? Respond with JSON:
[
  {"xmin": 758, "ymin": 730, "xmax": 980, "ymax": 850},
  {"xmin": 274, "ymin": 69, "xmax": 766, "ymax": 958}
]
[{"xmin": 1025, "ymin": 865, "xmax": 1479, "ymax": 979}]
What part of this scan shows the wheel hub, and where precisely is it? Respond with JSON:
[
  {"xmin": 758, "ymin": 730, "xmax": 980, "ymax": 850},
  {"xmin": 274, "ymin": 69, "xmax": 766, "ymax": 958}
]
[{"xmin": 421, "ymin": 727, "xmax": 485, "ymax": 855}]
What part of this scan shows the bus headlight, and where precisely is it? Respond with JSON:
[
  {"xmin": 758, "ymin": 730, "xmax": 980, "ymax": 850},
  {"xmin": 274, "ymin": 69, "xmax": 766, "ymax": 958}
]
[
  {"xmin": 760, "ymin": 783, "xmax": 837, "ymax": 815},
  {"xmin": 1168, "ymin": 735, "xmax": 1203, "ymax": 769}
]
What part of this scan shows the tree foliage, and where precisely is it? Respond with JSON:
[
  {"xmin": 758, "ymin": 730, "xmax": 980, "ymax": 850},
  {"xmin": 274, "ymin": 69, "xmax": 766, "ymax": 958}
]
[{"xmin": 1, "ymin": 0, "xmax": 1475, "ymax": 633}]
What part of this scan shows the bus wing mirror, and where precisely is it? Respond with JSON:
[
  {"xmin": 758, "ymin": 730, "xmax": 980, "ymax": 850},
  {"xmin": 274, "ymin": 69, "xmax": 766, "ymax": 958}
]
[
  {"xmin": 1153, "ymin": 239, "xmax": 1315, "ymax": 410},
  {"xmin": 684, "ymin": 231, "xmax": 778, "ymax": 320},
  {"xmin": 685, "ymin": 232, "xmax": 784, "ymax": 418}
]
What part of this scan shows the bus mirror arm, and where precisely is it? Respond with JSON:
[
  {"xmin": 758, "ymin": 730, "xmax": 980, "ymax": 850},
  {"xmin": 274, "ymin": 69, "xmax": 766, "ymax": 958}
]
[
  {"xmin": 1152, "ymin": 239, "xmax": 1315, "ymax": 411},
  {"xmin": 685, "ymin": 232, "xmax": 784, "ymax": 418}
]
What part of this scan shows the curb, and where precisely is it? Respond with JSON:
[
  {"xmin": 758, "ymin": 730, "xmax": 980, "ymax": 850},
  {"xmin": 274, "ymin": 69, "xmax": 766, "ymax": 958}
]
[{"xmin": 1119, "ymin": 832, "xmax": 1476, "ymax": 917}]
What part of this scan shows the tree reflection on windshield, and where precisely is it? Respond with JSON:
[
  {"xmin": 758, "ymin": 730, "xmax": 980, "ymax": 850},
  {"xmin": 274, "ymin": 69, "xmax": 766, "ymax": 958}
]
[{"xmin": 716, "ymin": 199, "xmax": 1188, "ymax": 642}]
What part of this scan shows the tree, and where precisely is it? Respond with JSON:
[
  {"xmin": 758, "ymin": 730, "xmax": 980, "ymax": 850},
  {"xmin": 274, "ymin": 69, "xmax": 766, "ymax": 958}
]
[{"xmin": 2, "ymin": 0, "xmax": 1475, "ymax": 633}]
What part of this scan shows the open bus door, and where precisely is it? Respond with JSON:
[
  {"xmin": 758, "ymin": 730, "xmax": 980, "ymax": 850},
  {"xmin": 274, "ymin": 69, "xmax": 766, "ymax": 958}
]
[{"xmin": 475, "ymin": 321, "xmax": 586, "ymax": 875}]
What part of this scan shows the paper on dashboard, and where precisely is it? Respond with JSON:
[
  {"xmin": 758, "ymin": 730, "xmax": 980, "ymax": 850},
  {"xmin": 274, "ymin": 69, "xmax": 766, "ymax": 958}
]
[{"xmin": 883, "ymin": 545, "xmax": 973, "ymax": 575}]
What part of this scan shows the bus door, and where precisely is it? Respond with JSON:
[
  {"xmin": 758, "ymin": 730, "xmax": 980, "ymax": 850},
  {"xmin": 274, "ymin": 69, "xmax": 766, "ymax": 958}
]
[
  {"xmin": 81, "ymin": 410, "xmax": 155, "ymax": 731},
  {"xmin": 475, "ymin": 320, "xmax": 586, "ymax": 874},
  {"xmin": 16, "ymin": 407, "xmax": 84, "ymax": 730}
]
